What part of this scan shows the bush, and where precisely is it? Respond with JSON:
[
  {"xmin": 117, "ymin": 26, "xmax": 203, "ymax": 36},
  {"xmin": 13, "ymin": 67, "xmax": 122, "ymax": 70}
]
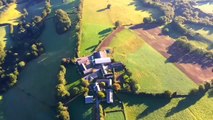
[
  {"xmin": 114, "ymin": 21, "xmax": 121, "ymax": 28},
  {"xmin": 81, "ymin": 78, "xmax": 90, "ymax": 87},
  {"xmin": 71, "ymin": 87, "xmax": 80, "ymax": 95}
]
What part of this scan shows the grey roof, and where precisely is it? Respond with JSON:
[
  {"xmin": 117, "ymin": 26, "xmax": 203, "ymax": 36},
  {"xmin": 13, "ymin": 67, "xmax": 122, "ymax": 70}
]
[
  {"xmin": 107, "ymin": 89, "xmax": 113, "ymax": 103},
  {"xmin": 95, "ymin": 58, "xmax": 111, "ymax": 64}
]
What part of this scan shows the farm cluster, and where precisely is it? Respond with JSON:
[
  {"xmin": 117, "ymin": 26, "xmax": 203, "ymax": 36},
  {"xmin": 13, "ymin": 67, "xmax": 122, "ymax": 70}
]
[{"xmin": 75, "ymin": 49, "xmax": 125, "ymax": 104}]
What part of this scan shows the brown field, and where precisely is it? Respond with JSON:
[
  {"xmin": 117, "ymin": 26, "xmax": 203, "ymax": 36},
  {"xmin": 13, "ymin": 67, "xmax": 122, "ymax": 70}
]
[{"xmin": 133, "ymin": 27, "xmax": 213, "ymax": 84}]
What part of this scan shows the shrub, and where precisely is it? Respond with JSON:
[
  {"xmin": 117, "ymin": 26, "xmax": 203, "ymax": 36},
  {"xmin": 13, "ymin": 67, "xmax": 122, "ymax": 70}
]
[
  {"xmin": 18, "ymin": 61, "xmax": 26, "ymax": 68},
  {"xmin": 81, "ymin": 78, "xmax": 90, "ymax": 87},
  {"xmin": 114, "ymin": 21, "xmax": 121, "ymax": 28}
]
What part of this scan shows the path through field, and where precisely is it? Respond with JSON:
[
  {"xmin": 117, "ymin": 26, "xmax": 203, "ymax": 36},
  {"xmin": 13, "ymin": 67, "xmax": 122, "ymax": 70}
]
[{"xmin": 132, "ymin": 27, "xmax": 213, "ymax": 84}]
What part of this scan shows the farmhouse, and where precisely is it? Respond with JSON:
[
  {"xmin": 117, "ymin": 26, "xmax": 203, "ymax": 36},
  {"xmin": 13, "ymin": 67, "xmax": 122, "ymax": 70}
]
[{"xmin": 75, "ymin": 50, "xmax": 124, "ymax": 104}]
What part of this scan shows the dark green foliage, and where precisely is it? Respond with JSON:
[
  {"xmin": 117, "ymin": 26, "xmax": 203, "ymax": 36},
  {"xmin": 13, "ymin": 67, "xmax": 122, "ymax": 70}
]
[
  {"xmin": 114, "ymin": 21, "xmax": 121, "ymax": 28},
  {"xmin": 71, "ymin": 87, "xmax": 80, "ymax": 95},
  {"xmin": 54, "ymin": 9, "xmax": 72, "ymax": 34},
  {"xmin": 98, "ymin": 91, "xmax": 106, "ymax": 99}
]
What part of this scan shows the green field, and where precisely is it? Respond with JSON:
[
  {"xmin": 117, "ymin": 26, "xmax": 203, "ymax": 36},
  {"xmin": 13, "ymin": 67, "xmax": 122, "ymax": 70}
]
[
  {"xmin": 194, "ymin": 2, "xmax": 213, "ymax": 14},
  {"xmin": 108, "ymin": 29, "xmax": 197, "ymax": 94},
  {"xmin": 79, "ymin": 0, "xmax": 160, "ymax": 56},
  {"xmin": 118, "ymin": 89, "xmax": 213, "ymax": 120},
  {"xmin": 69, "ymin": 96, "xmax": 94, "ymax": 120},
  {"xmin": 0, "ymin": 4, "xmax": 22, "ymax": 25},
  {"xmin": 105, "ymin": 111, "xmax": 125, "ymax": 120},
  {"xmin": 0, "ymin": 0, "xmax": 79, "ymax": 119}
]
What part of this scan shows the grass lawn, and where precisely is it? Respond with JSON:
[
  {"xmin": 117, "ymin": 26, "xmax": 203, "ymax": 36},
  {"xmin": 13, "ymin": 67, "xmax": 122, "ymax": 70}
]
[
  {"xmin": 105, "ymin": 111, "xmax": 125, "ymax": 120},
  {"xmin": 0, "ymin": 0, "xmax": 80, "ymax": 120},
  {"xmin": 118, "ymin": 89, "xmax": 213, "ymax": 120},
  {"xmin": 68, "ymin": 95, "xmax": 94, "ymax": 120},
  {"xmin": 108, "ymin": 29, "xmax": 197, "ymax": 94},
  {"xmin": 79, "ymin": 0, "xmax": 160, "ymax": 56},
  {"xmin": 0, "ymin": 4, "xmax": 22, "ymax": 25}
]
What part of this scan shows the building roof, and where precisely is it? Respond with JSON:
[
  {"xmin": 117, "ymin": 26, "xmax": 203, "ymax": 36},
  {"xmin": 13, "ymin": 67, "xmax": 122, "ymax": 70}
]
[
  {"xmin": 107, "ymin": 89, "xmax": 113, "ymax": 103},
  {"xmin": 93, "ymin": 50, "xmax": 108, "ymax": 58},
  {"xmin": 85, "ymin": 95, "xmax": 94, "ymax": 104},
  {"xmin": 94, "ymin": 82, "xmax": 101, "ymax": 92},
  {"xmin": 95, "ymin": 58, "xmax": 111, "ymax": 64}
]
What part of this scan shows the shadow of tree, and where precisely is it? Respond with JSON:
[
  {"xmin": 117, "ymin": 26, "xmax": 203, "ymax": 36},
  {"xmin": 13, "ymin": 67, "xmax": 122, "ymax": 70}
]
[
  {"xmin": 85, "ymin": 45, "xmax": 98, "ymax": 52},
  {"xmin": 208, "ymin": 88, "xmax": 213, "ymax": 98},
  {"xmin": 118, "ymin": 93, "xmax": 171, "ymax": 119},
  {"xmin": 98, "ymin": 28, "xmax": 112, "ymax": 38},
  {"xmin": 97, "ymin": 8, "xmax": 108, "ymax": 12},
  {"xmin": 166, "ymin": 42, "xmax": 213, "ymax": 69},
  {"xmin": 130, "ymin": 23, "xmax": 161, "ymax": 30},
  {"xmin": 165, "ymin": 90, "xmax": 207, "ymax": 117}
]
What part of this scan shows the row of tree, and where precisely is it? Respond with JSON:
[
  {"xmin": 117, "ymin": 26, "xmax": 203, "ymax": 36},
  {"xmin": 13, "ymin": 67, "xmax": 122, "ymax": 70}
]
[{"xmin": 12, "ymin": 0, "xmax": 51, "ymax": 42}]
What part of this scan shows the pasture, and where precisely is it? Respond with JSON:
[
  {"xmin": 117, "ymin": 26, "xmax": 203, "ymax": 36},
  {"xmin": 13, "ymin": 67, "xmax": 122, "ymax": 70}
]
[
  {"xmin": 105, "ymin": 111, "xmax": 125, "ymax": 120},
  {"xmin": 79, "ymin": 0, "xmax": 160, "ymax": 56},
  {"xmin": 118, "ymin": 89, "xmax": 213, "ymax": 120},
  {"xmin": 68, "ymin": 96, "xmax": 94, "ymax": 120},
  {"xmin": 0, "ymin": 4, "xmax": 22, "ymax": 25},
  {"xmin": 106, "ymin": 29, "xmax": 197, "ymax": 94}
]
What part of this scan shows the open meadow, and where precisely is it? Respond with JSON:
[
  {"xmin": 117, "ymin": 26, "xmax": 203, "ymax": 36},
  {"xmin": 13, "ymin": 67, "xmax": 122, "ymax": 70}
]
[
  {"xmin": 118, "ymin": 89, "xmax": 213, "ymax": 120},
  {"xmin": 104, "ymin": 28, "xmax": 197, "ymax": 94},
  {"xmin": 79, "ymin": 0, "xmax": 161, "ymax": 56}
]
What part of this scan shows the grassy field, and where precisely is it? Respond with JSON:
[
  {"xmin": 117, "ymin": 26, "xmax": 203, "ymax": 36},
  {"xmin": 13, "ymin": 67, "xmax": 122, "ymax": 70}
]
[
  {"xmin": 0, "ymin": 25, "xmax": 12, "ymax": 50},
  {"xmin": 194, "ymin": 2, "xmax": 213, "ymax": 14},
  {"xmin": 0, "ymin": 4, "xmax": 22, "ymax": 25},
  {"xmin": 79, "ymin": 0, "xmax": 160, "ymax": 56},
  {"xmin": 118, "ymin": 89, "xmax": 213, "ymax": 120},
  {"xmin": 0, "ymin": 0, "xmax": 80, "ymax": 120},
  {"xmin": 105, "ymin": 111, "xmax": 125, "ymax": 120},
  {"xmin": 69, "ymin": 95, "xmax": 94, "ymax": 120},
  {"xmin": 107, "ymin": 29, "xmax": 197, "ymax": 94},
  {"xmin": 185, "ymin": 23, "xmax": 213, "ymax": 42}
]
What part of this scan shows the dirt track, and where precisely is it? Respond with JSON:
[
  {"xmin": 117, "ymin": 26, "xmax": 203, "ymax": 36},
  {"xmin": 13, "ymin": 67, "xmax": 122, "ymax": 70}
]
[
  {"xmin": 97, "ymin": 26, "xmax": 125, "ymax": 50},
  {"xmin": 133, "ymin": 27, "xmax": 213, "ymax": 84}
]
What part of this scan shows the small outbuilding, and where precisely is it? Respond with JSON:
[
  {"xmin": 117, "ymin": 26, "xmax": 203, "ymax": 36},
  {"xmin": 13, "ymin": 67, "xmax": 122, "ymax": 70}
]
[{"xmin": 85, "ymin": 95, "xmax": 94, "ymax": 104}]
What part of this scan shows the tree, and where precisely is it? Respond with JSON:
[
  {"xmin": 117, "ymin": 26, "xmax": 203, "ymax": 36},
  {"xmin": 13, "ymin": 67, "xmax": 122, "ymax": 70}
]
[
  {"xmin": 22, "ymin": 8, "xmax": 28, "ymax": 18},
  {"xmin": 33, "ymin": 16, "xmax": 42, "ymax": 24},
  {"xmin": 8, "ymin": 73, "xmax": 18, "ymax": 86},
  {"xmin": 81, "ymin": 78, "xmax": 90, "ymax": 87},
  {"xmin": 100, "ymin": 82, "xmax": 106, "ymax": 87},
  {"xmin": 98, "ymin": 91, "xmax": 105, "ymax": 99},
  {"xmin": 54, "ymin": 9, "xmax": 72, "ymax": 33},
  {"xmin": 56, "ymin": 102, "xmax": 70, "ymax": 120},
  {"xmin": 113, "ymin": 83, "xmax": 121, "ymax": 91},
  {"xmin": 114, "ymin": 21, "xmax": 121, "ymax": 28},
  {"xmin": 56, "ymin": 84, "xmax": 70, "ymax": 98},
  {"xmin": 107, "ymin": 4, "xmax": 111, "ymax": 9},
  {"xmin": 18, "ymin": 61, "xmax": 26, "ymax": 68}
]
